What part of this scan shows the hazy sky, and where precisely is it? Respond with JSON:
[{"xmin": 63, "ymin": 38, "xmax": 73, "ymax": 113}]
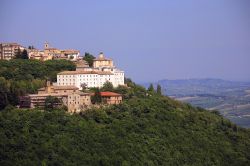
[{"xmin": 1, "ymin": 0, "xmax": 250, "ymax": 82}]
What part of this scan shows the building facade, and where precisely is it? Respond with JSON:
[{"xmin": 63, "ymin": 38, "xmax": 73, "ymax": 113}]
[
  {"xmin": 19, "ymin": 82, "xmax": 92, "ymax": 113},
  {"xmin": 93, "ymin": 52, "xmax": 114, "ymax": 68},
  {"xmin": 60, "ymin": 49, "xmax": 80, "ymax": 61},
  {"xmin": 44, "ymin": 42, "xmax": 80, "ymax": 61},
  {"xmin": 100, "ymin": 92, "xmax": 122, "ymax": 104},
  {"xmin": 27, "ymin": 42, "xmax": 80, "ymax": 61},
  {"xmin": 57, "ymin": 53, "xmax": 124, "ymax": 89},
  {"xmin": 0, "ymin": 43, "xmax": 25, "ymax": 60},
  {"xmin": 28, "ymin": 48, "xmax": 53, "ymax": 61}
]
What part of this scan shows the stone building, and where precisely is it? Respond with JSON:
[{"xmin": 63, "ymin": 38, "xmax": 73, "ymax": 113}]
[
  {"xmin": 93, "ymin": 52, "xmax": 114, "ymax": 68},
  {"xmin": 100, "ymin": 92, "xmax": 122, "ymax": 105},
  {"xmin": 60, "ymin": 49, "xmax": 80, "ymax": 61},
  {"xmin": 19, "ymin": 82, "xmax": 92, "ymax": 113},
  {"xmin": 0, "ymin": 43, "xmax": 25, "ymax": 60},
  {"xmin": 43, "ymin": 42, "xmax": 61, "ymax": 59},
  {"xmin": 28, "ymin": 48, "xmax": 52, "ymax": 61},
  {"xmin": 27, "ymin": 42, "xmax": 80, "ymax": 61},
  {"xmin": 57, "ymin": 53, "xmax": 124, "ymax": 89}
]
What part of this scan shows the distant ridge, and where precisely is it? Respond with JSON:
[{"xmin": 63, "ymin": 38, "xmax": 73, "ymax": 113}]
[
  {"xmin": 141, "ymin": 78, "xmax": 250, "ymax": 96},
  {"xmin": 141, "ymin": 78, "xmax": 250, "ymax": 128}
]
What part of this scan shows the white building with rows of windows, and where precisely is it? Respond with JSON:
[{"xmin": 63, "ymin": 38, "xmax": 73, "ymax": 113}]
[{"xmin": 57, "ymin": 53, "xmax": 124, "ymax": 89}]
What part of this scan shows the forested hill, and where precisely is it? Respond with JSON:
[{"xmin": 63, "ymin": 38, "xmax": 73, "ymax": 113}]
[
  {"xmin": 0, "ymin": 59, "xmax": 76, "ymax": 110},
  {"xmin": 1, "ymin": 80, "xmax": 250, "ymax": 165},
  {"xmin": 0, "ymin": 60, "xmax": 250, "ymax": 165}
]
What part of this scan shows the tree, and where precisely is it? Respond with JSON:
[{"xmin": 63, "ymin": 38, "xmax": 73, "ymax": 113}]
[
  {"xmin": 0, "ymin": 59, "xmax": 75, "ymax": 109},
  {"xmin": 15, "ymin": 49, "xmax": 29, "ymax": 59},
  {"xmin": 91, "ymin": 88, "xmax": 101, "ymax": 104},
  {"xmin": 15, "ymin": 48, "xmax": 22, "ymax": 59},
  {"xmin": 101, "ymin": 81, "xmax": 114, "ymax": 91},
  {"xmin": 21, "ymin": 49, "xmax": 29, "ymax": 59},
  {"xmin": 0, "ymin": 77, "xmax": 9, "ymax": 110},
  {"xmin": 156, "ymin": 84, "xmax": 162, "ymax": 95},
  {"xmin": 81, "ymin": 83, "xmax": 87, "ymax": 91},
  {"xmin": 44, "ymin": 96, "xmax": 62, "ymax": 111},
  {"xmin": 28, "ymin": 46, "xmax": 35, "ymax": 50},
  {"xmin": 83, "ymin": 52, "xmax": 95, "ymax": 67},
  {"xmin": 148, "ymin": 83, "xmax": 154, "ymax": 92}
]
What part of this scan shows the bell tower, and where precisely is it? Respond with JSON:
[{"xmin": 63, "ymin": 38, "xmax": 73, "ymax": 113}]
[
  {"xmin": 99, "ymin": 52, "xmax": 104, "ymax": 59},
  {"xmin": 44, "ymin": 42, "xmax": 49, "ymax": 49}
]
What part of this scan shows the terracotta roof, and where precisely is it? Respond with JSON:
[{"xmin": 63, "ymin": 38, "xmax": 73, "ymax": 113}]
[
  {"xmin": 58, "ymin": 70, "xmax": 113, "ymax": 75},
  {"xmin": 100, "ymin": 92, "xmax": 122, "ymax": 97}
]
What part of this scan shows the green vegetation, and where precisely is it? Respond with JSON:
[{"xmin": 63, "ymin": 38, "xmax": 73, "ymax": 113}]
[
  {"xmin": 15, "ymin": 49, "xmax": 29, "ymax": 59},
  {"xmin": 151, "ymin": 79, "xmax": 250, "ymax": 128},
  {"xmin": 101, "ymin": 81, "xmax": 114, "ymax": 91},
  {"xmin": 156, "ymin": 84, "xmax": 162, "ymax": 95},
  {"xmin": 44, "ymin": 96, "xmax": 63, "ymax": 111},
  {"xmin": 83, "ymin": 52, "xmax": 95, "ymax": 67},
  {"xmin": 148, "ymin": 83, "xmax": 154, "ymax": 92},
  {"xmin": 0, "ymin": 59, "xmax": 75, "ymax": 110},
  {"xmin": 1, "ymin": 78, "xmax": 250, "ymax": 165},
  {"xmin": 91, "ymin": 88, "xmax": 102, "ymax": 104},
  {"xmin": 0, "ymin": 98, "xmax": 249, "ymax": 165}
]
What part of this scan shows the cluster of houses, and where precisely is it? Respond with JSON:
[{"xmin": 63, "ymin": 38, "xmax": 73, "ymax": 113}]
[
  {"xmin": 19, "ymin": 81, "xmax": 123, "ymax": 113},
  {"xmin": 0, "ymin": 42, "xmax": 81, "ymax": 61},
  {"xmin": 15, "ymin": 44, "xmax": 125, "ymax": 113}
]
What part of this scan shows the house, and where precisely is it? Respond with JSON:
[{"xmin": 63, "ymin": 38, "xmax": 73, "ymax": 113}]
[
  {"xmin": 100, "ymin": 91, "xmax": 122, "ymax": 105},
  {"xmin": 19, "ymin": 82, "xmax": 92, "ymax": 113},
  {"xmin": 0, "ymin": 43, "xmax": 25, "ymax": 60}
]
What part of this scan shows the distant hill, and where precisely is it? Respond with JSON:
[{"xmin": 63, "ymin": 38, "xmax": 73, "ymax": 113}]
[
  {"xmin": 141, "ymin": 79, "xmax": 250, "ymax": 128},
  {"xmin": 142, "ymin": 78, "xmax": 250, "ymax": 96}
]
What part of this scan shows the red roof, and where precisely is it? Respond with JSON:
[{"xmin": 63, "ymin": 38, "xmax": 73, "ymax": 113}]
[{"xmin": 100, "ymin": 92, "xmax": 121, "ymax": 97}]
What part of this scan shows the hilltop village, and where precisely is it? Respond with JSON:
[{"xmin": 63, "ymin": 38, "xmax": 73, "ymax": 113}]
[
  {"xmin": 0, "ymin": 42, "xmax": 125, "ymax": 112},
  {"xmin": 0, "ymin": 42, "xmax": 80, "ymax": 61}
]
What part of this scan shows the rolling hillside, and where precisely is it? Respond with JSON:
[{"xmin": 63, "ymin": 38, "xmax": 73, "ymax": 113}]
[
  {"xmin": 1, "ymin": 93, "xmax": 250, "ymax": 165},
  {"xmin": 143, "ymin": 79, "xmax": 250, "ymax": 128}
]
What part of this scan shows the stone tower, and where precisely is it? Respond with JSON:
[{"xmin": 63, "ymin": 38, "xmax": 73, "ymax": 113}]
[{"xmin": 44, "ymin": 42, "xmax": 49, "ymax": 49}]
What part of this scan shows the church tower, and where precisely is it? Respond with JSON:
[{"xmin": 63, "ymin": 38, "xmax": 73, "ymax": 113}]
[{"xmin": 44, "ymin": 42, "xmax": 49, "ymax": 49}]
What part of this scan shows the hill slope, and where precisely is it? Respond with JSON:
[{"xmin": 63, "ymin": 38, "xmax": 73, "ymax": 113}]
[
  {"xmin": 142, "ymin": 79, "xmax": 250, "ymax": 128},
  {"xmin": 1, "ymin": 94, "xmax": 250, "ymax": 165}
]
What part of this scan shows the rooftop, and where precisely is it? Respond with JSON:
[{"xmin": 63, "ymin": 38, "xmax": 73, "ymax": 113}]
[
  {"xmin": 93, "ymin": 53, "xmax": 112, "ymax": 61},
  {"xmin": 58, "ymin": 70, "xmax": 113, "ymax": 75},
  {"xmin": 1, "ymin": 43, "xmax": 21, "ymax": 46},
  {"xmin": 100, "ymin": 91, "xmax": 122, "ymax": 97},
  {"xmin": 38, "ymin": 85, "xmax": 79, "ymax": 91},
  {"xmin": 62, "ymin": 49, "xmax": 80, "ymax": 54}
]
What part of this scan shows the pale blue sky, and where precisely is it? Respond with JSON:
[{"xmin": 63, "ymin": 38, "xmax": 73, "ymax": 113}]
[{"xmin": 1, "ymin": 0, "xmax": 250, "ymax": 82}]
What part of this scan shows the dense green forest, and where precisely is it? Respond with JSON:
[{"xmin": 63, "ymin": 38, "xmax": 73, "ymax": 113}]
[
  {"xmin": 0, "ymin": 59, "xmax": 75, "ymax": 109},
  {"xmin": 0, "ymin": 59, "xmax": 250, "ymax": 165},
  {"xmin": 1, "ymin": 93, "xmax": 250, "ymax": 165}
]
